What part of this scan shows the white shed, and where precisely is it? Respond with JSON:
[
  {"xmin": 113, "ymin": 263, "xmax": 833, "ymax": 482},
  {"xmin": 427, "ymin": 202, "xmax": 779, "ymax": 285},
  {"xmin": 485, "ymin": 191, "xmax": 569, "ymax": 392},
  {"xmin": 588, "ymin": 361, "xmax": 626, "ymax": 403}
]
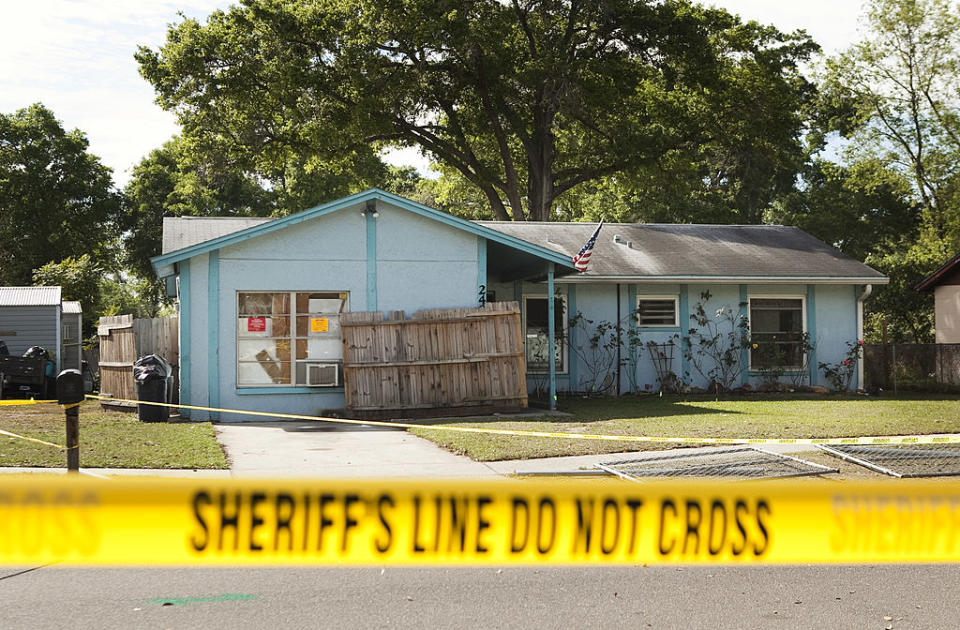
[{"xmin": 0, "ymin": 286, "xmax": 83, "ymax": 371}]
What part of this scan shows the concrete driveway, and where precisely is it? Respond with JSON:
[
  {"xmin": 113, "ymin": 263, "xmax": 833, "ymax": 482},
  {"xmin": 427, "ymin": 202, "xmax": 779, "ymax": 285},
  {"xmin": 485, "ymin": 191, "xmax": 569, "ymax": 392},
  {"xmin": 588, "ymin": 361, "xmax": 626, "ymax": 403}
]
[{"xmin": 215, "ymin": 421, "xmax": 500, "ymax": 477}]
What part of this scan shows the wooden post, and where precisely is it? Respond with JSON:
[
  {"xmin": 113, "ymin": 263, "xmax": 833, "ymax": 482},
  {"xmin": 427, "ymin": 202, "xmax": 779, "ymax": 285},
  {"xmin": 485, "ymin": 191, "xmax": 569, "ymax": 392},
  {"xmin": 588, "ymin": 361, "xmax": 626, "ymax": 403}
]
[
  {"xmin": 65, "ymin": 404, "xmax": 79, "ymax": 473},
  {"xmin": 56, "ymin": 369, "xmax": 84, "ymax": 474}
]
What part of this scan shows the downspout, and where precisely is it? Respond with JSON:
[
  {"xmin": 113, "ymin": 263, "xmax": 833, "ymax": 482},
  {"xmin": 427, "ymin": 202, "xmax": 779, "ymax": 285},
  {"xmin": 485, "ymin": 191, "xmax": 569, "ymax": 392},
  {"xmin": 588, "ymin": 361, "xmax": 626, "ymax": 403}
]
[{"xmin": 857, "ymin": 284, "xmax": 873, "ymax": 391}]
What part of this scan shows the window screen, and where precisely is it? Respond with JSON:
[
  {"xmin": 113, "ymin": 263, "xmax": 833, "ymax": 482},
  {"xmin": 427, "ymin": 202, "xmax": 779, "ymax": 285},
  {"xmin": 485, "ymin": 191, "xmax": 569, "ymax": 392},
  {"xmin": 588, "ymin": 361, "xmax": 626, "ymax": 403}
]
[{"xmin": 749, "ymin": 298, "xmax": 805, "ymax": 369}]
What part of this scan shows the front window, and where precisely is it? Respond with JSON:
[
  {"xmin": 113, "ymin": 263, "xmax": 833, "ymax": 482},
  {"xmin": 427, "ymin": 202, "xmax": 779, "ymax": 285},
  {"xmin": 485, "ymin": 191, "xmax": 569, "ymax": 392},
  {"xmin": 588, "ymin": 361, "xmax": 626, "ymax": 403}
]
[
  {"xmin": 524, "ymin": 295, "xmax": 566, "ymax": 373},
  {"xmin": 749, "ymin": 297, "xmax": 805, "ymax": 369},
  {"xmin": 237, "ymin": 291, "xmax": 348, "ymax": 387}
]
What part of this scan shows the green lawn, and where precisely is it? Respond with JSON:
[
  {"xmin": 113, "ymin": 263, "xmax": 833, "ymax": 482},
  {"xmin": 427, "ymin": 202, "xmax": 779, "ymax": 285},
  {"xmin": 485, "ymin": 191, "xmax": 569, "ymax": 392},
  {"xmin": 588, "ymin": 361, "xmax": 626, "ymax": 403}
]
[
  {"xmin": 409, "ymin": 394, "xmax": 960, "ymax": 461},
  {"xmin": 0, "ymin": 400, "xmax": 228, "ymax": 468}
]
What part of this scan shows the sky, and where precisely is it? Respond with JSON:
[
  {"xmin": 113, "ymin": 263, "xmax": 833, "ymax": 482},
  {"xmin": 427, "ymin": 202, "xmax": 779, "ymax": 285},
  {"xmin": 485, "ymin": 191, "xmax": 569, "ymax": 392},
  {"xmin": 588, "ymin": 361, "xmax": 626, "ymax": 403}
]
[{"xmin": 0, "ymin": 0, "xmax": 868, "ymax": 188}]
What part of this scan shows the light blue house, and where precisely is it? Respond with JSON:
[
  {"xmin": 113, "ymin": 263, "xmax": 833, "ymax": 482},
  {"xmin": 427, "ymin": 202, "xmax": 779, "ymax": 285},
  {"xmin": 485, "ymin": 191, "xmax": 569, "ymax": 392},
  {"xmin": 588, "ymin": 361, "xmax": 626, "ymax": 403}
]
[{"xmin": 153, "ymin": 189, "xmax": 887, "ymax": 421}]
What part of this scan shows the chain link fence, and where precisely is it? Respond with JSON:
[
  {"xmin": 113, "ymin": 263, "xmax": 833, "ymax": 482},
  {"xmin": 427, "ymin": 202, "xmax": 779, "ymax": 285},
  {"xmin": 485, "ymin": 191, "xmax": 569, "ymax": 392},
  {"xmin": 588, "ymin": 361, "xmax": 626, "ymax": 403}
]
[
  {"xmin": 596, "ymin": 447, "xmax": 837, "ymax": 480},
  {"xmin": 863, "ymin": 343, "xmax": 960, "ymax": 394},
  {"xmin": 817, "ymin": 443, "xmax": 960, "ymax": 478}
]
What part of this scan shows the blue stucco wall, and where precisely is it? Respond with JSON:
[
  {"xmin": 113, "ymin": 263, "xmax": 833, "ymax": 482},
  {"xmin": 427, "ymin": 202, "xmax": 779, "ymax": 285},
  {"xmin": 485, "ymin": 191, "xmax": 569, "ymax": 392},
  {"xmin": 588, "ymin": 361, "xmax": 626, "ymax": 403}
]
[
  {"xmin": 180, "ymin": 199, "xmax": 481, "ymax": 421},
  {"xmin": 175, "ymin": 197, "xmax": 869, "ymax": 419},
  {"xmin": 488, "ymin": 280, "xmax": 866, "ymax": 395}
]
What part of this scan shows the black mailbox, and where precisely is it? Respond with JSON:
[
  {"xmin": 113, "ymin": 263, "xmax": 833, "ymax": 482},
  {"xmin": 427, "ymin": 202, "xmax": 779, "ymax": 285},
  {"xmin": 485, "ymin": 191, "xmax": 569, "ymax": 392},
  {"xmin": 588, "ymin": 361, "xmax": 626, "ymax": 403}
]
[{"xmin": 57, "ymin": 369, "xmax": 85, "ymax": 405}]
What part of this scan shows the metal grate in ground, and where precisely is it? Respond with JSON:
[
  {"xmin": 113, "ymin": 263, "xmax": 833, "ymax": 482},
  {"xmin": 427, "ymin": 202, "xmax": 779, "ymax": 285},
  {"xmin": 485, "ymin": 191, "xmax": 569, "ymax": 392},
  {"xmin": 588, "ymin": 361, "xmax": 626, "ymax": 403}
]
[
  {"xmin": 816, "ymin": 443, "xmax": 960, "ymax": 478},
  {"xmin": 595, "ymin": 446, "xmax": 837, "ymax": 481}
]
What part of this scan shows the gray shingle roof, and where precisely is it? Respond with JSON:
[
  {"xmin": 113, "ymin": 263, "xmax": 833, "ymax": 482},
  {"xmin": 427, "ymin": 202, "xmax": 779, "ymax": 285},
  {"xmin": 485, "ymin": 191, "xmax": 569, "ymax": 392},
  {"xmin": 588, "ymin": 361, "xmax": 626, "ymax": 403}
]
[
  {"xmin": 0, "ymin": 286, "xmax": 62, "ymax": 307},
  {"xmin": 158, "ymin": 211, "xmax": 885, "ymax": 282},
  {"xmin": 477, "ymin": 222, "xmax": 887, "ymax": 281},
  {"xmin": 162, "ymin": 216, "xmax": 273, "ymax": 254}
]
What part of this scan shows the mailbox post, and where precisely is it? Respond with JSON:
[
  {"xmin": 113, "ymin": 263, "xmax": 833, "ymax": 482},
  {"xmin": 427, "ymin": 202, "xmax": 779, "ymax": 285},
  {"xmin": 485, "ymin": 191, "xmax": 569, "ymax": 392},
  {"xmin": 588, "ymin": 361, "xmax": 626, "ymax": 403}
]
[{"xmin": 57, "ymin": 370, "xmax": 84, "ymax": 473}]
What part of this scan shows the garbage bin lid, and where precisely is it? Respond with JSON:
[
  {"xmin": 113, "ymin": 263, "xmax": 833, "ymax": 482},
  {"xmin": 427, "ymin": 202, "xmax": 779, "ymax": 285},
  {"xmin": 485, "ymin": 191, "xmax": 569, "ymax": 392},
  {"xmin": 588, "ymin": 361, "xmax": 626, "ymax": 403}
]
[{"xmin": 133, "ymin": 354, "xmax": 171, "ymax": 382}]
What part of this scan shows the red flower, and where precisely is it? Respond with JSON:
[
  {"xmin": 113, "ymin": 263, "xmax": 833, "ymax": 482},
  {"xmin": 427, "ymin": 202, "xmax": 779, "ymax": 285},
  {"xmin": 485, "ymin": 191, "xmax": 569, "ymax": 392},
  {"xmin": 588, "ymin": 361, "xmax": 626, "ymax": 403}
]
[
  {"xmin": 857, "ymin": 340, "xmax": 864, "ymax": 346},
  {"xmin": 842, "ymin": 359, "xmax": 850, "ymax": 366}
]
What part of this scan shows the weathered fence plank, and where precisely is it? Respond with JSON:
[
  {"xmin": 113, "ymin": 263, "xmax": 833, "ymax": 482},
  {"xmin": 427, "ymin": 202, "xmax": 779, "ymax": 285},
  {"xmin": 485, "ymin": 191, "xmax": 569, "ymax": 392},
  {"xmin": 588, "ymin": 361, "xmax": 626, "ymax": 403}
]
[
  {"xmin": 341, "ymin": 302, "xmax": 527, "ymax": 416},
  {"xmin": 98, "ymin": 316, "xmax": 179, "ymax": 410}
]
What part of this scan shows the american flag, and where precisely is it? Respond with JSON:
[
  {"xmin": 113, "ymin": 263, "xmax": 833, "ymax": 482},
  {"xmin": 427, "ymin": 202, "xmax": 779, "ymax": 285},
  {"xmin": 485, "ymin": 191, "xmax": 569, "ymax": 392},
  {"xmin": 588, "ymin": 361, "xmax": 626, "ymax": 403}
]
[{"xmin": 572, "ymin": 220, "xmax": 603, "ymax": 272}]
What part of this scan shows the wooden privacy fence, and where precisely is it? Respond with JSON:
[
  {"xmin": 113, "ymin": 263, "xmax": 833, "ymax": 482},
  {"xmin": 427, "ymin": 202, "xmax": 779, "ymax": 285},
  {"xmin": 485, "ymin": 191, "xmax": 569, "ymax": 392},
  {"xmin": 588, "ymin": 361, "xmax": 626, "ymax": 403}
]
[
  {"xmin": 98, "ymin": 315, "xmax": 179, "ymax": 409},
  {"xmin": 341, "ymin": 302, "xmax": 527, "ymax": 417}
]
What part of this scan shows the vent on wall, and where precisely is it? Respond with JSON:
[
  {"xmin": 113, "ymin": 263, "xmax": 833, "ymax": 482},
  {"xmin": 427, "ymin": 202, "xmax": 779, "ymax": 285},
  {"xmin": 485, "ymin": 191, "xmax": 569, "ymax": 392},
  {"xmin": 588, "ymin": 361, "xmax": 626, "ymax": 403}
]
[{"xmin": 306, "ymin": 362, "xmax": 339, "ymax": 387}]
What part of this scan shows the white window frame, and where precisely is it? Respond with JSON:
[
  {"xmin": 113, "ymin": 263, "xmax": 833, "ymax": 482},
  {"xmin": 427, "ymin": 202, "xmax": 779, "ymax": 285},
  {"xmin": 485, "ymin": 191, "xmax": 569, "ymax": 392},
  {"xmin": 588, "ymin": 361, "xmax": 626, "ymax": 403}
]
[
  {"xmin": 747, "ymin": 294, "xmax": 807, "ymax": 371},
  {"xmin": 522, "ymin": 294, "xmax": 568, "ymax": 374},
  {"xmin": 636, "ymin": 295, "xmax": 680, "ymax": 328},
  {"xmin": 236, "ymin": 290, "xmax": 349, "ymax": 388}
]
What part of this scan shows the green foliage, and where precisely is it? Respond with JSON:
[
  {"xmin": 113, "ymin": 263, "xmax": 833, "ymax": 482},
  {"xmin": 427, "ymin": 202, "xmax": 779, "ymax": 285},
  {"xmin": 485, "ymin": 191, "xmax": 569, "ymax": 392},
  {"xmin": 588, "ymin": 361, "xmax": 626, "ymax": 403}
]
[
  {"xmin": 122, "ymin": 136, "xmax": 418, "ymax": 303},
  {"xmin": 137, "ymin": 0, "xmax": 817, "ymax": 222},
  {"xmin": 0, "ymin": 104, "xmax": 121, "ymax": 286},
  {"xmin": 750, "ymin": 332, "xmax": 814, "ymax": 390},
  {"xmin": 768, "ymin": 159, "xmax": 919, "ymax": 262},
  {"xmin": 865, "ymin": 242, "xmax": 943, "ymax": 342},
  {"xmin": 818, "ymin": 0, "xmax": 960, "ymax": 340},
  {"xmin": 567, "ymin": 312, "xmax": 643, "ymax": 394},
  {"xmin": 32, "ymin": 256, "xmax": 158, "ymax": 336},
  {"xmin": 682, "ymin": 291, "xmax": 750, "ymax": 392},
  {"xmin": 645, "ymin": 341, "xmax": 681, "ymax": 393},
  {"xmin": 818, "ymin": 340, "xmax": 864, "ymax": 392}
]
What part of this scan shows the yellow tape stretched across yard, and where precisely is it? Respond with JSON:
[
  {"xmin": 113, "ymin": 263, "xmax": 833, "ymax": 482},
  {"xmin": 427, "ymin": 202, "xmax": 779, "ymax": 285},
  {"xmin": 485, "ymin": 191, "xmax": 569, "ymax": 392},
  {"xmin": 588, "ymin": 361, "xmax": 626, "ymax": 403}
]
[
  {"xmin": 0, "ymin": 399, "xmax": 57, "ymax": 406},
  {"xmin": 0, "ymin": 428, "xmax": 65, "ymax": 450},
  {"xmin": 87, "ymin": 394, "xmax": 960, "ymax": 447},
  {"xmin": 2, "ymin": 476, "xmax": 960, "ymax": 565}
]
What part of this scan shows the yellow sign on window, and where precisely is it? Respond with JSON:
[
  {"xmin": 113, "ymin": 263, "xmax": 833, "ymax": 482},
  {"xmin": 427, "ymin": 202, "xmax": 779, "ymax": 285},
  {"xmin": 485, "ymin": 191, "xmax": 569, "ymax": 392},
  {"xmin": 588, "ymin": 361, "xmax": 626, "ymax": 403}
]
[{"xmin": 311, "ymin": 318, "xmax": 329, "ymax": 332}]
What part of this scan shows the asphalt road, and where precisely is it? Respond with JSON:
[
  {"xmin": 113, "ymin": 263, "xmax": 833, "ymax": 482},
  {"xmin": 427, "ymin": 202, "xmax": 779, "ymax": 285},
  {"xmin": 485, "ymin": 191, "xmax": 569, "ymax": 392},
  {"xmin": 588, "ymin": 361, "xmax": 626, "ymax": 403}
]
[{"xmin": 0, "ymin": 565, "xmax": 956, "ymax": 629}]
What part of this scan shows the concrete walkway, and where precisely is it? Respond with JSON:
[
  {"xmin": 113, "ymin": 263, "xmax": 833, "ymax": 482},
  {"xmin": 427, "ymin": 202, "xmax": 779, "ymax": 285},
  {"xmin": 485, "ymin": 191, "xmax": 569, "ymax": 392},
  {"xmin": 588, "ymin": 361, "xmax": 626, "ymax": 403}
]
[{"xmin": 215, "ymin": 421, "xmax": 501, "ymax": 477}]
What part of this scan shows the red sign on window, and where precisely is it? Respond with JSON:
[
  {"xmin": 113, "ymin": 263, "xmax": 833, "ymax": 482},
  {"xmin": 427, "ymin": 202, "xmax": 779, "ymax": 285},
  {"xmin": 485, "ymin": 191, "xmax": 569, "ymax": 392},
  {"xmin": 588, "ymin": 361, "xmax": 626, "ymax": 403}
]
[{"xmin": 247, "ymin": 317, "xmax": 266, "ymax": 332}]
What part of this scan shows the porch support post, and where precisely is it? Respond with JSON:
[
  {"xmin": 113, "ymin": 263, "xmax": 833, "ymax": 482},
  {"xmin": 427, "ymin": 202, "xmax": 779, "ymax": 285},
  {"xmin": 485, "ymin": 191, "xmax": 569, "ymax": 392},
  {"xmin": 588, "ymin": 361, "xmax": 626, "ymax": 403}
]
[{"xmin": 547, "ymin": 263, "xmax": 557, "ymax": 411}]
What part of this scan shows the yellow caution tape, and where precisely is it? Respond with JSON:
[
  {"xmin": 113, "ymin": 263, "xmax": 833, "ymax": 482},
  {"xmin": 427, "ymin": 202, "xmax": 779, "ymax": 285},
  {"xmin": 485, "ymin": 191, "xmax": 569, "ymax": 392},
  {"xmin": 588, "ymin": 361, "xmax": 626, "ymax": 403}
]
[
  {"xmin": 87, "ymin": 394, "xmax": 960, "ymax": 446},
  {"xmin": 1, "ymin": 476, "xmax": 960, "ymax": 565},
  {"xmin": 0, "ymin": 399, "xmax": 57, "ymax": 406},
  {"xmin": 0, "ymin": 428, "xmax": 66, "ymax": 450}
]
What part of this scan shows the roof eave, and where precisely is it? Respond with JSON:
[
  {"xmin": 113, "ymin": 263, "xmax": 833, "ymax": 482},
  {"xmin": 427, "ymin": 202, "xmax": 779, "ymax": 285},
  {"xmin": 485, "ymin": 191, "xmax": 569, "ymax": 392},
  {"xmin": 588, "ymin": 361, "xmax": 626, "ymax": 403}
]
[
  {"xmin": 915, "ymin": 253, "xmax": 960, "ymax": 292},
  {"xmin": 555, "ymin": 275, "xmax": 890, "ymax": 285}
]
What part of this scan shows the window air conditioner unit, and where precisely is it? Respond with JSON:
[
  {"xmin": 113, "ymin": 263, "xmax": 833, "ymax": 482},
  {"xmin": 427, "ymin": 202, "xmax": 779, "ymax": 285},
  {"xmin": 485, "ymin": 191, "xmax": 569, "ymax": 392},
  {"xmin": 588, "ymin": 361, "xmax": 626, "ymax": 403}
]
[{"xmin": 306, "ymin": 362, "xmax": 339, "ymax": 387}]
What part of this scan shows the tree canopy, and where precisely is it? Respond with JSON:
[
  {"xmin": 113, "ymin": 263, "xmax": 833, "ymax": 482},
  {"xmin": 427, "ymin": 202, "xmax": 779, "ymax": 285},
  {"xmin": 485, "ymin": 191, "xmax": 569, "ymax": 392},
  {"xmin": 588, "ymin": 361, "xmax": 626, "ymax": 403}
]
[
  {"xmin": 137, "ymin": 0, "xmax": 817, "ymax": 222},
  {"xmin": 819, "ymin": 0, "xmax": 960, "ymax": 341},
  {"xmin": 0, "ymin": 104, "xmax": 121, "ymax": 286},
  {"xmin": 122, "ymin": 135, "xmax": 422, "ymax": 296}
]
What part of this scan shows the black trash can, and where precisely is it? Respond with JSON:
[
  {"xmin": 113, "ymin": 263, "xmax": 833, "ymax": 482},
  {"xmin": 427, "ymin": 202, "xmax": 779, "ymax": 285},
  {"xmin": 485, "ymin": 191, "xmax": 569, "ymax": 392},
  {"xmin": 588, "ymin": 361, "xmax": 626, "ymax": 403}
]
[{"xmin": 133, "ymin": 355, "xmax": 171, "ymax": 422}]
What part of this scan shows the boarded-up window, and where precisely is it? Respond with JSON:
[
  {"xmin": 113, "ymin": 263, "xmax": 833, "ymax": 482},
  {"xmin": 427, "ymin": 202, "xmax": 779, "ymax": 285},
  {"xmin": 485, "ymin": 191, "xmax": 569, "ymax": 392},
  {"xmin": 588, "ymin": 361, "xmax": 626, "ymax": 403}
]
[{"xmin": 237, "ymin": 291, "xmax": 348, "ymax": 387}]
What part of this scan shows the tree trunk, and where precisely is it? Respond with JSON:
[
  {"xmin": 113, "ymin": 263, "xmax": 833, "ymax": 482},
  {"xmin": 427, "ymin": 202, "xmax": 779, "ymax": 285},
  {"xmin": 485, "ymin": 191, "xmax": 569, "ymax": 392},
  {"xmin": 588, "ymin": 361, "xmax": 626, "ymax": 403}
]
[{"xmin": 526, "ymin": 109, "xmax": 556, "ymax": 221}]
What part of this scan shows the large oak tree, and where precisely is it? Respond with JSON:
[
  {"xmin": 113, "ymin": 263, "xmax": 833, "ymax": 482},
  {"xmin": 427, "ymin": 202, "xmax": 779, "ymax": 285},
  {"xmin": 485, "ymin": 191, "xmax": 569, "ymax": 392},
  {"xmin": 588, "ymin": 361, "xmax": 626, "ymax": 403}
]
[
  {"xmin": 0, "ymin": 104, "xmax": 121, "ymax": 286},
  {"xmin": 138, "ymin": 0, "xmax": 816, "ymax": 221}
]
